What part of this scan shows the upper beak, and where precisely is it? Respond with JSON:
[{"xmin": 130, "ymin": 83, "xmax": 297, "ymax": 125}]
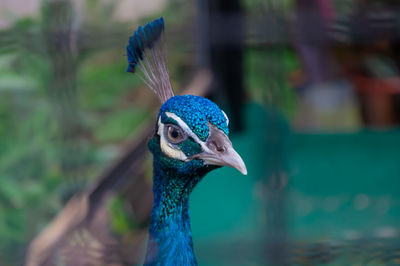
[{"xmin": 191, "ymin": 124, "xmax": 247, "ymax": 175}]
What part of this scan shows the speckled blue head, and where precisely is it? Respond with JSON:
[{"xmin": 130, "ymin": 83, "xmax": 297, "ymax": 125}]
[
  {"xmin": 159, "ymin": 95, "xmax": 229, "ymax": 142},
  {"xmin": 148, "ymin": 94, "xmax": 230, "ymax": 179}
]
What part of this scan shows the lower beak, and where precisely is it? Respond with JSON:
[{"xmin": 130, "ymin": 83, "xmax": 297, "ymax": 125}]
[{"xmin": 191, "ymin": 124, "xmax": 247, "ymax": 175}]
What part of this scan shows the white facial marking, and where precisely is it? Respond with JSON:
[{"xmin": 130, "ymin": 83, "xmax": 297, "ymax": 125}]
[
  {"xmin": 157, "ymin": 117, "xmax": 188, "ymax": 161},
  {"xmin": 164, "ymin": 112, "xmax": 213, "ymax": 155},
  {"xmin": 157, "ymin": 112, "xmax": 222, "ymax": 162},
  {"xmin": 222, "ymin": 110, "xmax": 229, "ymax": 125}
]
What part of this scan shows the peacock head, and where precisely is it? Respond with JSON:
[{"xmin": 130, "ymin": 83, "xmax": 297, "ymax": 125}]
[
  {"xmin": 126, "ymin": 17, "xmax": 246, "ymax": 180},
  {"xmin": 148, "ymin": 95, "xmax": 247, "ymax": 178}
]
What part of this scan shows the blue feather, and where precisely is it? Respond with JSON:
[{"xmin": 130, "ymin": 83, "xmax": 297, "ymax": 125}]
[
  {"xmin": 126, "ymin": 17, "xmax": 164, "ymax": 73},
  {"xmin": 126, "ymin": 17, "xmax": 174, "ymax": 103},
  {"xmin": 144, "ymin": 160, "xmax": 199, "ymax": 265}
]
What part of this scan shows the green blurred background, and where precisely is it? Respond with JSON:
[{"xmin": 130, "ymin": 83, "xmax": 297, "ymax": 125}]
[{"xmin": 1, "ymin": 0, "xmax": 400, "ymax": 265}]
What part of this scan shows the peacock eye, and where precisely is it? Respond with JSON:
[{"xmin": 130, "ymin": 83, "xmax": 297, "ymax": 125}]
[{"xmin": 165, "ymin": 124, "xmax": 186, "ymax": 144}]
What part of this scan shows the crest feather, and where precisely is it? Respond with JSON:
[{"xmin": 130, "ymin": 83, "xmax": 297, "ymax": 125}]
[{"xmin": 126, "ymin": 17, "xmax": 174, "ymax": 103}]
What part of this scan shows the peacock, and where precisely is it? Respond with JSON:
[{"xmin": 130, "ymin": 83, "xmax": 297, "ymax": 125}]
[{"xmin": 126, "ymin": 17, "xmax": 247, "ymax": 265}]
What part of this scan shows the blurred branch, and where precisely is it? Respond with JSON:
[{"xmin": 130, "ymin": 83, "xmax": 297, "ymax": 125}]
[
  {"xmin": 25, "ymin": 68, "xmax": 211, "ymax": 265},
  {"xmin": 26, "ymin": 194, "xmax": 89, "ymax": 266}
]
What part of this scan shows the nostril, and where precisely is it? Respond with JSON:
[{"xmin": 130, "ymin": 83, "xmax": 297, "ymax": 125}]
[
  {"xmin": 211, "ymin": 141, "xmax": 225, "ymax": 153},
  {"xmin": 216, "ymin": 146, "xmax": 225, "ymax": 153}
]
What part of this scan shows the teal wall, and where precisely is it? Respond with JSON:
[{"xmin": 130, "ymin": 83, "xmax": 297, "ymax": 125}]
[{"xmin": 189, "ymin": 103, "xmax": 400, "ymax": 265}]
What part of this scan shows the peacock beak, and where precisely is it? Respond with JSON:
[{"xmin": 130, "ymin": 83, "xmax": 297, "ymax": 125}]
[{"xmin": 191, "ymin": 124, "xmax": 247, "ymax": 175}]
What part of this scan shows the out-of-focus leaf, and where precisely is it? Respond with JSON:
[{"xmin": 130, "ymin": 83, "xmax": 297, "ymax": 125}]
[
  {"xmin": 107, "ymin": 195, "xmax": 136, "ymax": 235},
  {"xmin": 94, "ymin": 107, "xmax": 150, "ymax": 142},
  {"xmin": 0, "ymin": 178, "xmax": 24, "ymax": 208},
  {"xmin": 0, "ymin": 54, "xmax": 17, "ymax": 69},
  {"xmin": 0, "ymin": 75, "xmax": 37, "ymax": 91},
  {"xmin": 79, "ymin": 51, "xmax": 142, "ymax": 109}
]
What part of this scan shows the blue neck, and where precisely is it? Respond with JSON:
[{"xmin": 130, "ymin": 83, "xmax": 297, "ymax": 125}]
[{"xmin": 144, "ymin": 160, "xmax": 200, "ymax": 266}]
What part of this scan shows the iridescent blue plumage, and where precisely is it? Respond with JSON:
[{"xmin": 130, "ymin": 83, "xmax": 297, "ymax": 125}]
[
  {"xmin": 126, "ymin": 17, "xmax": 174, "ymax": 103},
  {"xmin": 144, "ymin": 155, "xmax": 204, "ymax": 266},
  {"xmin": 126, "ymin": 18, "xmax": 247, "ymax": 266},
  {"xmin": 126, "ymin": 17, "xmax": 164, "ymax": 73},
  {"xmin": 159, "ymin": 95, "xmax": 229, "ymax": 141}
]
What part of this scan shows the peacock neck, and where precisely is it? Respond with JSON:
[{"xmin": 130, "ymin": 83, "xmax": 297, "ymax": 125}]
[{"xmin": 144, "ymin": 160, "xmax": 201, "ymax": 266}]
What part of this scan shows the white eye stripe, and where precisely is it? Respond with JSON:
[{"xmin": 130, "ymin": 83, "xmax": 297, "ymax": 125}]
[
  {"xmin": 164, "ymin": 112, "xmax": 213, "ymax": 155},
  {"xmin": 158, "ymin": 112, "xmax": 226, "ymax": 161},
  {"xmin": 222, "ymin": 110, "xmax": 229, "ymax": 125}
]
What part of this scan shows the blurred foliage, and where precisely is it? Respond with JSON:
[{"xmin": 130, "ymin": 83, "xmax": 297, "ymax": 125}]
[
  {"xmin": 243, "ymin": 0, "xmax": 294, "ymax": 12},
  {"xmin": 0, "ymin": 20, "xmax": 61, "ymax": 265},
  {"xmin": 0, "ymin": 3, "xmax": 143, "ymax": 266},
  {"xmin": 108, "ymin": 195, "xmax": 140, "ymax": 236},
  {"xmin": 245, "ymin": 48, "xmax": 298, "ymax": 119},
  {"xmin": 0, "ymin": 0, "xmax": 199, "ymax": 264}
]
